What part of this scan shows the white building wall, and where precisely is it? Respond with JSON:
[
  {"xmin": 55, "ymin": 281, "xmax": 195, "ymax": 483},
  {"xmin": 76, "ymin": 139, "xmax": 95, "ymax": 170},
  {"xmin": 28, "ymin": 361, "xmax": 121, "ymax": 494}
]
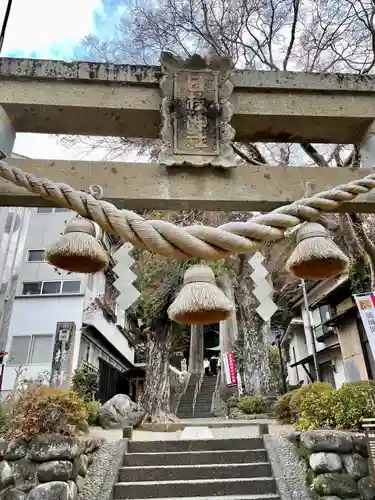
[
  {"xmin": 2, "ymin": 208, "xmax": 135, "ymax": 392},
  {"xmin": 333, "ymin": 356, "xmax": 347, "ymax": 388},
  {"xmin": 3, "ymin": 295, "xmax": 85, "ymax": 392}
]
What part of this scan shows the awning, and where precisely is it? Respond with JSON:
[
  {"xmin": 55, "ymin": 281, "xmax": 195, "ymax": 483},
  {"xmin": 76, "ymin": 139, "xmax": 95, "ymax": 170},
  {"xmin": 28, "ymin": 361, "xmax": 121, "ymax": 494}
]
[
  {"xmin": 290, "ymin": 343, "xmax": 340, "ymax": 368},
  {"xmin": 324, "ymin": 305, "xmax": 356, "ymax": 327}
]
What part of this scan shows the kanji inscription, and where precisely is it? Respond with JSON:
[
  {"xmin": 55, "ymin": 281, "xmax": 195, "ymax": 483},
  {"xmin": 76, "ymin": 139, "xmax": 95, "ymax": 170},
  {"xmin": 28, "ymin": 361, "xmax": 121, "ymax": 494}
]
[
  {"xmin": 159, "ymin": 52, "xmax": 237, "ymax": 168},
  {"xmin": 174, "ymin": 70, "xmax": 219, "ymax": 156}
]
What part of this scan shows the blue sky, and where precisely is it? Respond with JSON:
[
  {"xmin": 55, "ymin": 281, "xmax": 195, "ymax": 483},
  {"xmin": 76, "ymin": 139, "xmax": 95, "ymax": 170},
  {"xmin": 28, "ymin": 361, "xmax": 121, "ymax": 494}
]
[
  {"xmin": 0, "ymin": 0, "xmax": 134, "ymax": 160},
  {"xmin": 0, "ymin": 0, "xmax": 126, "ymax": 60}
]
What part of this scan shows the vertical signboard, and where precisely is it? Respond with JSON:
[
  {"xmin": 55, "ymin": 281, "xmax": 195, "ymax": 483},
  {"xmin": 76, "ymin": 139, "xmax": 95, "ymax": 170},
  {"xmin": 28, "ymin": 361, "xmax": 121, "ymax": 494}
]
[
  {"xmin": 354, "ymin": 293, "xmax": 375, "ymax": 357},
  {"xmin": 50, "ymin": 322, "xmax": 76, "ymax": 388},
  {"xmin": 223, "ymin": 351, "xmax": 238, "ymax": 387}
]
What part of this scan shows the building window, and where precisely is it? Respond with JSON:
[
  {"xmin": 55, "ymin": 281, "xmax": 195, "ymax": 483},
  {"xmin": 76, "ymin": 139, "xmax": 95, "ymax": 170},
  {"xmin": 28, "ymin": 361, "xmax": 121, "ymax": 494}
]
[
  {"xmin": 8, "ymin": 336, "xmax": 31, "ymax": 365},
  {"xmin": 21, "ymin": 280, "xmax": 81, "ymax": 296},
  {"xmin": 42, "ymin": 281, "xmax": 61, "ymax": 294},
  {"xmin": 61, "ymin": 281, "xmax": 81, "ymax": 294},
  {"xmin": 37, "ymin": 207, "xmax": 70, "ymax": 214},
  {"xmin": 36, "ymin": 208, "xmax": 53, "ymax": 214},
  {"xmin": 29, "ymin": 335, "xmax": 53, "ymax": 364},
  {"xmin": 311, "ymin": 304, "xmax": 333, "ymax": 341},
  {"xmin": 8, "ymin": 334, "xmax": 53, "ymax": 365},
  {"xmin": 22, "ymin": 282, "xmax": 42, "ymax": 295},
  {"xmin": 27, "ymin": 250, "xmax": 45, "ymax": 262}
]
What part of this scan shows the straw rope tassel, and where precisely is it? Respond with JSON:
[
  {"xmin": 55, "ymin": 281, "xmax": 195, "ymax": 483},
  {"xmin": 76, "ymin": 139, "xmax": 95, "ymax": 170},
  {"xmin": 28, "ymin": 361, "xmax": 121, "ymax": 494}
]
[
  {"xmin": 45, "ymin": 217, "xmax": 109, "ymax": 274},
  {"xmin": 286, "ymin": 222, "xmax": 349, "ymax": 280},
  {"xmin": 168, "ymin": 265, "xmax": 234, "ymax": 325}
]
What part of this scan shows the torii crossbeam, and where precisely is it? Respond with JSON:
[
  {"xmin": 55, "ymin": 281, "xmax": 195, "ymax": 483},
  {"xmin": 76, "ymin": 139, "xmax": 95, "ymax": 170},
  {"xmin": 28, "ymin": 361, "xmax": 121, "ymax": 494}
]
[{"xmin": 1, "ymin": 53, "xmax": 375, "ymax": 213}]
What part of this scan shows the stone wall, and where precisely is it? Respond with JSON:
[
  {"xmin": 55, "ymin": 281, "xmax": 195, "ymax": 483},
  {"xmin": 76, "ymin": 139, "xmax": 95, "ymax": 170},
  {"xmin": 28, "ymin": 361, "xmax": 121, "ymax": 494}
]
[
  {"xmin": 296, "ymin": 429, "xmax": 375, "ymax": 499},
  {"xmin": 0, "ymin": 435, "xmax": 101, "ymax": 499}
]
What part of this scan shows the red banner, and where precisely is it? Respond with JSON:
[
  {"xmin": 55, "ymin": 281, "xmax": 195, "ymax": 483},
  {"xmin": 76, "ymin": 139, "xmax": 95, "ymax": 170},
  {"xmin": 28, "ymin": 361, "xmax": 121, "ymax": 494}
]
[{"xmin": 223, "ymin": 351, "xmax": 238, "ymax": 386}]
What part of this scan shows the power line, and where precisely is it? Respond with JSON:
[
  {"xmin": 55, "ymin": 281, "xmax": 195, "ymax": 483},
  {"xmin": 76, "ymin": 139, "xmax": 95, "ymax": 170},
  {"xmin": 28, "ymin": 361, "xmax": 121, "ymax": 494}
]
[{"xmin": 0, "ymin": 0, "xmax": 13, "ymax": 53}]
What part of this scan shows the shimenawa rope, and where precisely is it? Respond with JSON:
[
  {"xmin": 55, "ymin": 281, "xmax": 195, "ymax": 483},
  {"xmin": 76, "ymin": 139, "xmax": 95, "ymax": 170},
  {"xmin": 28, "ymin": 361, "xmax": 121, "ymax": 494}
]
[{"xmin": 0, "ymin": 160, "xmax": 374, "ymax": 260}]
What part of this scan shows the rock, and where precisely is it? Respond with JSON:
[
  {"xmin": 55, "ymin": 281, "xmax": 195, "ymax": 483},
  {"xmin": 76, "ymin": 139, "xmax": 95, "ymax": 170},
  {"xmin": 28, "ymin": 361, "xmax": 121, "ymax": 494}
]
[
  {"xmin": 9, "ymin": 459, "xmax": 38, "ymax": 492},
  {"xmin": 83, "ymin": 438, "xmax": 101, "ymax": 454},
  {"xmin": 358, "ymin": 475, "xmax": 375, "ymax": 500},
  {"xmin": 301, "ymin": 430, "xmax": 353, "ymax": 454},
  {"xmin": 72, "ymin": 453, "xmax": 89, "ymax": 479},
  {"xmin": 37, "ymin": 460, "xmax": 73, "ymax": 482},
  {"xmin": 75, "ymin": 475, "xmax": 85, "ymax": 493},
  {"xmin": 342, "ymin": 452, "xmax": 368, "ymax": 481},
  {"xmin": 27, "ymin": 436, "xmax": 81, "ymax": 462},
  {"xmin": 28, "ymin": 481, "xmax": 77, "ymax": 500},
  {"xmin": 0, "ymin": 439, "xmax": 8, "ymax": 460},
  {"xmin": 321, "ymin": 498, "xmax": 360, "ymax": 500},
  {"xmin": 4, "ymin": 441, "xmax": 27, "ymax": 461},
  {"xmin": 313, "ymin": 473, "xmax": 358, "ymax": 498},
  {"xmin": 352, "ymin": 434, "xmax": 369, "ymax": 457},
  {"xmin": 68, "ymin": 480, "xmax": 78, "ymax": 500},
  {"xmin": 98, "ymin": 394, "xmax": 145, "ymax": 429},
  {"xmin": 77, "ymin": 454, "xmax": 89, "ymax": 478},
  {"xmin": 0, "ymin": 461, "xmax": 14, "ymax": 489},
  {"xmin": 285, "ymin": 429, "xmax": 301, "ymax": 443},
  {"xmin": 87, "ymin": 453, "xmax": 94, "ymax": 466},
  {"xmin": 305, "ymin": 468, "xmax": 317, "ymax": 487},
  {"xmin": 0, "ymin": 488, "xmax": 27, "ymax": 500},
  {"xmin": 76, "ymin": 420, "xmax": 89, "ymax": 434},
  {"xmin": 309, "ymin": 452, "xmax": 342, "ymax": 473}
]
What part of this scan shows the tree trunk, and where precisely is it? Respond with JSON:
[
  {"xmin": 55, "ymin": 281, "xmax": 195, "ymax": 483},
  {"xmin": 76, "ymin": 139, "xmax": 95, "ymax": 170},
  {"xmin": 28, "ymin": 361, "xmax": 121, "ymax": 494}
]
[
  {"xmin": 188, "ymin": 324, "xmax": 204, "ymax": 373},
  {"xmin": 142, "ymin": 328, "xmax": 178, "ymax": 423},
  {"xmin": 349, "ymin": 213, "xmax": 375, "ymax": 290}
]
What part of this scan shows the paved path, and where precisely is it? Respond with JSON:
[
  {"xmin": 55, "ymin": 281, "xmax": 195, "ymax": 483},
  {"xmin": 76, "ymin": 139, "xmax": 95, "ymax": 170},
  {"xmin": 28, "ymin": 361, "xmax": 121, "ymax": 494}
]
[{"xmin": 88, "ymin": 419, "xmax": 293, "ymax": 442}]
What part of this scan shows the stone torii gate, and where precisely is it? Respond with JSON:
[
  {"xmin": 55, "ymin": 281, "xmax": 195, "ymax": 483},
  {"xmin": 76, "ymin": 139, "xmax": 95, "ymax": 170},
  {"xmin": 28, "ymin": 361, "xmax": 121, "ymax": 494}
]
[
  {"xmin": 1, "ymin": 52, "xmax": 374, "ymax": 415},
  {"xmin": 1, "ymin": 54, "xmax": 375, "ymax": 214}
]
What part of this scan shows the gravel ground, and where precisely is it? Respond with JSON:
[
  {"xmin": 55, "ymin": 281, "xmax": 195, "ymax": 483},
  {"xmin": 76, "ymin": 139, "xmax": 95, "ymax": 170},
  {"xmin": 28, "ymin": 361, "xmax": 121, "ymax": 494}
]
[
  {"xmin": 211, "ymin": 425, "xmax": 260, "ymax": 439},
  {"xmin": 264, "ymin": 435, "xmax": 312, "ymax": 500},
  {"xmin": 78, "ymin": 439, "xmax": 126, "ymax": 500}
]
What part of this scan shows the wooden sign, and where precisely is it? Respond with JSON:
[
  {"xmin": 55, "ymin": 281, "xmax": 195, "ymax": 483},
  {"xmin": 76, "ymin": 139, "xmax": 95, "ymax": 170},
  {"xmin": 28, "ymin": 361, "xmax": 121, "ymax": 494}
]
[
  {"xmin": 159, "ymin": 52, "xmax": 237, "ymax": 168},
  {"xmin": 50, "ymin": 322, "xmax": 76, "ymax": 388},
  {"xmin": 362, "ymin": 419, "xmax": 375, "ymax": 481}
]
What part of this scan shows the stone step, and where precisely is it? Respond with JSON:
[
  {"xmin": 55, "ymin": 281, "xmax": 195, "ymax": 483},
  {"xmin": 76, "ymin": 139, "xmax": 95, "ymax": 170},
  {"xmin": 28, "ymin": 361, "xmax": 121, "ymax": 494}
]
[
  {"xmin": 113, "ymin": 477, "xmax": 278, "ymax": 498},
  {"xmin": 118, "ymin": 462, "xmax": 272, "ymax": 482},
  {"xmin": 123, "ymin": 449, "xmax": 268, "ymax": 467},
  {"xmin": 116, "ymin": 495, "xmax": 280, "ymax": 500},
  {"xmin": 128, "ymin": 438, "xmax": 264, "ymax": 454}
]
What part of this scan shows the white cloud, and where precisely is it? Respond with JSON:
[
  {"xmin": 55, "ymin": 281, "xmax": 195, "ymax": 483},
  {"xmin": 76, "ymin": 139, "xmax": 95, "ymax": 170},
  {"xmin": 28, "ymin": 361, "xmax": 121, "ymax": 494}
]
[
  {"xmin": 0, "ymin": 0, "xmax": 102, "ymax": 58},
  {"xmin": 0, "ymin": 0, "xmax": 115, "ymax": 160}
]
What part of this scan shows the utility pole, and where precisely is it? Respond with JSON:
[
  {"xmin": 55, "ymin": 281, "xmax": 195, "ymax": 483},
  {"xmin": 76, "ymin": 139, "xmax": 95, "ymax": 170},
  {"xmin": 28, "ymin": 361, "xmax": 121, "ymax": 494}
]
[
  {"xmin": 301, "ymin": 279, "xmax": 321, "ymax": 382},
  {"xmin": 273, "ymin": 330, "xmax": 288, "ymax": 394}
]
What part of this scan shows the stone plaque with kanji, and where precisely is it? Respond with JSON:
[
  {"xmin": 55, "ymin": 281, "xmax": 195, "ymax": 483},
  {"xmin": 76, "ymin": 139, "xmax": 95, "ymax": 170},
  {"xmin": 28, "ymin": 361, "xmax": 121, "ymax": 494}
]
[{"xmin": 159, "ymin": 52, "xmax": 237, "ymax": 168}]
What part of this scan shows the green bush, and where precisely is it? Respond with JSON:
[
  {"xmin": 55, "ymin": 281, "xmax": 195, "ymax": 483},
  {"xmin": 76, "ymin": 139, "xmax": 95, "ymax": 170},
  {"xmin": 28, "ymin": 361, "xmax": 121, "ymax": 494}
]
[
  {"xmin": 72, "ymin": 365, "xmax": 99, "ymax": 401},
  {"xmin": 0, "ymin": 400, "xmax": 12, "ymax": 437},
  {"xmin": 293, "ymin": 380, "xmax": 375, "ymax": 431},
  {"xmin": 237, "ymin": 396, "xmax": 265, "ymax": 415},
  {"xmin": 333, "ymin": 381, "xmax": 375, "ymax": 430},
  {"xmin": 290, "ymin": 382, "xmax": 334, "ymax": 414},
  {"xmin": 85, "ymin": 400, "xmax": 101, "ymax": 426},
  {"xmin": 11, "ymin": 386, "xmax": 88, "ymax": 440},
  {"xmin": 275, "ymin": 392, "xmax": 295, "ymax": 424},
  {"xmin": 296, "ymin": 388, "xmax": 335, "ymax": 431}
]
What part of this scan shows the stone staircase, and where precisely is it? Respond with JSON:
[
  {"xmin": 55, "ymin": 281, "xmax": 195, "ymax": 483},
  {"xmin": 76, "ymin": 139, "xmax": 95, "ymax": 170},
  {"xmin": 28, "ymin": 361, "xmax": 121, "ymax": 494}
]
[
  {"xmin": 177, "ymin": 375, "xmax": 217, "ymax": 419},
  {"xmin": 176, "ymin": 374, "xmax": 198, "ymax": 418},
  {"xmin": 194, "ymin": 375, "xmax": 217, "ymax": 418},
  {"xmin": 113, "ymin": 437, "xmax": 280, "ymax": 499}
]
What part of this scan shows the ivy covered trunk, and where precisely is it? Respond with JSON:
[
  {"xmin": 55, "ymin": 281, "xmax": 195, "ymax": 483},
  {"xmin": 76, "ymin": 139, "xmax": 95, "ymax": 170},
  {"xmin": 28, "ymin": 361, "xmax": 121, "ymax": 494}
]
[
  {"xmin": 234, "ymin": 268, "xmax": 272, "ymax": 396},
  {"xmin": 141, "ymin": 328, "xmax": 178, "ymax": 423}
]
